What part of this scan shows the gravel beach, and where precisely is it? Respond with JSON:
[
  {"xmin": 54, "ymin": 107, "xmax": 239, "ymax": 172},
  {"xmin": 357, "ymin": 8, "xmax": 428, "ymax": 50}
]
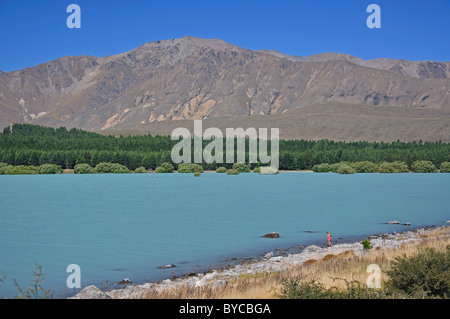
[{"xmin": 71, "ymin": 224, "xmax": 450, "ymax": 299}]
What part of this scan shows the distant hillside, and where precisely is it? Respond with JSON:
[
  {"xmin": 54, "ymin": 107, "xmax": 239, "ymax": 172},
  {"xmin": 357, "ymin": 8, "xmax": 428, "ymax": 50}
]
[{"xmin": 0, "ymin": 36, "xmax": 449, "ymax": 141}]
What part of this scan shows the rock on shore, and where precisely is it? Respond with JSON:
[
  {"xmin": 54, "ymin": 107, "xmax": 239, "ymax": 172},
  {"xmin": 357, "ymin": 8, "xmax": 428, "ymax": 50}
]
[{"xmin": 69, "ymin": 285, "xmax": 112, "ymax": 299}]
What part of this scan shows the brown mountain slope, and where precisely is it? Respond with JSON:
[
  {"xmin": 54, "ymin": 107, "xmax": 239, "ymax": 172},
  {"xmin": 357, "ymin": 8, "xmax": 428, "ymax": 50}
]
[
  {"xmin": 0, "ymin": 36, "xmax": 449, "ymax": 141},
  {"xmin": 103, "ymin": 102, "xmax": 450, "ymax": 142}
]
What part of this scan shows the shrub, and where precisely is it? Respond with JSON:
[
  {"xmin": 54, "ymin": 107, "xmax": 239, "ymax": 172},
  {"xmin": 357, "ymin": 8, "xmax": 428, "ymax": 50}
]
[
  {"xmin": 94, "ymin": 162, "xmax": 130, "ymax": 174},
  {"xmin": 134, "ymin": 167, "xmax": 147, "ymax": 173},
  {"xmin": 312, "ymin": 163, "xmax": 331, "ymax": 172},
  {"xmin": 385, "ymin": 246, "xmax": 450, "ymax": 298},
  {"xmin": 377, "ymin": 162, "xmax": 393, "ymax": 173},
  {"xmin": 328, "ymin": 163, "xmax": 339, "ymax": 173},
  {"xmin": 0, "ymin": 162, "xmax": 9, "ymax": 169},
  {"xmin": 350, "ymin": 161, "xmax": 378, "ymax": 173},
  {"xmin": 38, "ymin": 164, "xmax": 62, "ymax": 174},
  {"xmin": 154, "ymin": 162, "xmax": 174, "ymax": 173},
  {"xmin": 216, "ymin": 167, "xmax": 227, "ymax": 173},
  {"xmin": 7, "ymin": 262, "xmax": 54, "ymax": 299},
  {"xmin": 226, "ymin": 169, "xmax": 240, "ymax": 175},
  {"xmin": 279, "ymin": 277, "xmax": 380, "ymax": 299},
  {"xmin": 0, "ymin": 165, "xmax": 39, "ymax": 175},
  {"xmin": 440, "ymin": 162, "xmax": 450, "ymax": 173},
  {"xmin": 177, "ymin": 163, "xmax": 204, "ymax": 173},
  {"xmin": 336, "ymin": 163, "xmax": 356, "ymax": 174},
  {"xmin": 411, "ymin": 161, "xmax": 437, "ymax": 173},
  {"xmin": 378, "ymin": 161, "xmax": 409, "ymax": 173},
  {"xmin": 74, "ymin": 163, "xmax": 94, "ymax": 174},
  {"xmin": 252, "ymin": 167, "xmax": 261, "ymax": 173},
  {"xmin": 279, "ymin": 278, "xmax": 329, "ymax": 299},
  {"xmin": 0, "ymin": 164, "xmax": 13, "ymax": 174},
  {"xmin": 194, "ymin": 172, "xmax": 201, "ymax": 177},
  {"xmin": 232, "ymin": 162, "xmax": 251, "ymax": 173},
  {"xmin": 361, "ymin": 239, "xmax": 373, "ymax": 250},
  {"xmin": 390, "ymin": 161, "xmax": 409, "ymax": 173}
]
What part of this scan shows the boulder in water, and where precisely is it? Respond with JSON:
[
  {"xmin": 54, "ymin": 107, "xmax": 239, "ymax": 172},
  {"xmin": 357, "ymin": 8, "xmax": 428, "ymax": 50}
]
[
  {"xmin": 158, "ymin": 264, "xmax": 176, "ymax": 269},
  {"xmin": 118, "ymin": 278, "xmax": 131, "ymax": 284},
  {"xmin": 262, "ymin": 232, "xmax": 280, "ymax": 238}
]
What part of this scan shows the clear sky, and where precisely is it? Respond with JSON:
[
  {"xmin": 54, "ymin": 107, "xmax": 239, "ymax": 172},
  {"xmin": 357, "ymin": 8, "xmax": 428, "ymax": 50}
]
[{"xmin": 0, "ymin": 0, "xmax": 449, "ymax": 72}]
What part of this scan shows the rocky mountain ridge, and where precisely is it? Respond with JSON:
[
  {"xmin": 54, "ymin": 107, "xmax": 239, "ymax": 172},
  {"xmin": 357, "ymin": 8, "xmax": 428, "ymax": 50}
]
[{"xmin": 0, "ymin": 36, "xmax": 448, "ymax": 140}]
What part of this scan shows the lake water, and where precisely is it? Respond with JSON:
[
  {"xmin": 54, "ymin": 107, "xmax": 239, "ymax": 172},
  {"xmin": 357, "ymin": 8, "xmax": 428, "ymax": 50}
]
[{"xmin": 0, "ymin": 172, "xmax": 448, "ymax": 298}]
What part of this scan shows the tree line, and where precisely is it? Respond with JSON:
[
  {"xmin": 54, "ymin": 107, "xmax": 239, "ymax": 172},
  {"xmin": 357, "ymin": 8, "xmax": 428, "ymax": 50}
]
[{"xmin": 1, "ymin": 123, "xmax": 449, "ymax": 171}]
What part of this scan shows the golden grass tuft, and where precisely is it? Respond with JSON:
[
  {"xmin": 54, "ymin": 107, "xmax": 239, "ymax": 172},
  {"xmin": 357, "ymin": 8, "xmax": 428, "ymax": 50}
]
[
  {"xmin": 302, "ymin": 259, "xmax": 317, "ymax": 266},
  {"xmin": 321, "ymin": 254, "xmax": 336, "ymax": 261}
]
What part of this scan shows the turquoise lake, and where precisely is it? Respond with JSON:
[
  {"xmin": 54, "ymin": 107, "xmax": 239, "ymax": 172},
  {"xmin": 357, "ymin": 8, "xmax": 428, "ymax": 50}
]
[{"xmin": 0, "ymin": 172, "xmax": 449, "ymax": 298}]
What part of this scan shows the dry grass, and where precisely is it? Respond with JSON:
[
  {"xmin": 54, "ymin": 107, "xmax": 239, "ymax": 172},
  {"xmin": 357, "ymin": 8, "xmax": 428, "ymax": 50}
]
[{"xmin": 140, "ymin": 227, "xmax": 449, "ymax": 299}]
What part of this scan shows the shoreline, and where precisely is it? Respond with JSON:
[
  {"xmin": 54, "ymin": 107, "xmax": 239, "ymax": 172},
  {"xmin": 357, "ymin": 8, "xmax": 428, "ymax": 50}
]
[
  {"xmin": 71, "ymin": 223, "xmax": 450, "ymax": 299},
  {"xmin": 1, "ymin": 168, "xmax": 447, "ymax": 175}
]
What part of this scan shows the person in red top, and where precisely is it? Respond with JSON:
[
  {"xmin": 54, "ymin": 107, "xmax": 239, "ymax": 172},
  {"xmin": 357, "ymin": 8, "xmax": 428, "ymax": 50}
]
[{"xmin": 327, "ymin": 232, "xmax": 332, "ymax": 247}]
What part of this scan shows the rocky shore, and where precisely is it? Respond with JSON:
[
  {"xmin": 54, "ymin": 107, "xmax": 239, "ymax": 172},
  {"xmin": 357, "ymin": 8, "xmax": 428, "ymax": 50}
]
[{"xmin": 71, "ymin": 224, "xmax": 449, "ymax": 299}]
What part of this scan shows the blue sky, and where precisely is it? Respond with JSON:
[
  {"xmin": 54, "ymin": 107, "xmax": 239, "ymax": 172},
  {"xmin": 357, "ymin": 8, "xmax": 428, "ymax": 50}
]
[{"xmin": 0, "ymin": 0, "xmax": 449, "ymax": 71}]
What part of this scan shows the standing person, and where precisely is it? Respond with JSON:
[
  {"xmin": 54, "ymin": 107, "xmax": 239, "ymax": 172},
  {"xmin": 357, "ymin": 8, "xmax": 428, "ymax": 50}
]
[{"xmin": 327, "ymin": 232, "xmax": 332, "ymax": 247}]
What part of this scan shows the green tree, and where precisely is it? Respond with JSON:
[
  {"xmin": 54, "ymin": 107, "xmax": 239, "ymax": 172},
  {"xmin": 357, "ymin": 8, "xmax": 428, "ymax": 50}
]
[
  {"xmin": 216, "ymin": 167, "xmax": 227, "ymax": 173},
  {"xmin": 350, "ymin": 161, "xmax": 378, "ymax": 173},
  {"xmin": 312, "ymin": 163, "xmax": 331, "ymax": 172},
  {"xmin": 1, "ymin": 165, "xmax": 39, "ymax": 175},
  {"xmin": 378, "ymin": 161, "xmax": 409, "ymax": 173},
  {"xmin": 178, "ymin": 163, "xmax": 204, "ymax": 173},
  {"xmin": 385, "ymin": 247, "xmax": 450, "ymax": 298},
  {"xmin": 253, "ymin": 166, "xmax": 261, "ymax": 173},
  {"xmin": 411, "ymin": 161, "xmax": 437, "ymax": 173},
  {"xmin": 304, "ymin": 148, "xmax": 312, "ymax": 169},
  {"xmin": 155, "ymin": 162, "xmax": 174, "ymax": 173},
  {"xmin": 440, "ymin": 162, "xmax": 450, "ymax": 173},
  {"xmin": 39, "ymin": 164, "xmax": 63, "ymax": 174},
  {"xmin": 134, "ymin": 167, "xmax": 147, "ymax": 173},
  {"xmin": 226, "ymin": 169, "xmax": 240, "ymax": 175},
  {"xmin": 28, "ymin": 151, "xmax": 40, "ymax": 167},
  {"xmin": 94, "ymin": 162, "xmax": 130, "ymax": 174},
  {"xmin": 361, "ymin": 239, "xmax": 373, "ymax": 250},
  {"xmin": 336, "ymin": 163, "xmax": 356, "ymax": 174},
  {"xmin": 2, "ymin": 126, "xmax": 11, "ymax": 135},
  {"xmin": 232, "ymin": 162, "xmax": 251, "ymax": 173},
  {"xmin": 74, "ymin": 163, "xmax": 94, "ymax": 174}
]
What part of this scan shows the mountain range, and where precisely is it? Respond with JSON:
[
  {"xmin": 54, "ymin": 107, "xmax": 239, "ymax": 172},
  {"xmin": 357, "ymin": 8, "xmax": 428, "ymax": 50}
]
[{"xmin": 1, "ymin": 36, "xmax": 449, "ymax": 141}]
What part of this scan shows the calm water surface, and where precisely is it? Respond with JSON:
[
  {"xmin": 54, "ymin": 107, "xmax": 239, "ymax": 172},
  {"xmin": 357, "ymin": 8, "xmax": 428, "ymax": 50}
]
[{"xmin": 0, "ymin": 173, "xmax": 448, "ymax": 297}]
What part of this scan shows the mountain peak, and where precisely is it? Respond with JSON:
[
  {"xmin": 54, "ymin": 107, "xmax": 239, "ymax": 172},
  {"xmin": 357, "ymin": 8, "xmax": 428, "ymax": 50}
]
[
  {"xmin": 0, "ymin": 36, "xmax": 449, "ymax": 136},
  {"xmin": 122, "ymin": 36, "xmax": 244, "ymax": 64},
  {"xmin": 137, "ymin": 36, "xmax": 241, "ymax": 51}
]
